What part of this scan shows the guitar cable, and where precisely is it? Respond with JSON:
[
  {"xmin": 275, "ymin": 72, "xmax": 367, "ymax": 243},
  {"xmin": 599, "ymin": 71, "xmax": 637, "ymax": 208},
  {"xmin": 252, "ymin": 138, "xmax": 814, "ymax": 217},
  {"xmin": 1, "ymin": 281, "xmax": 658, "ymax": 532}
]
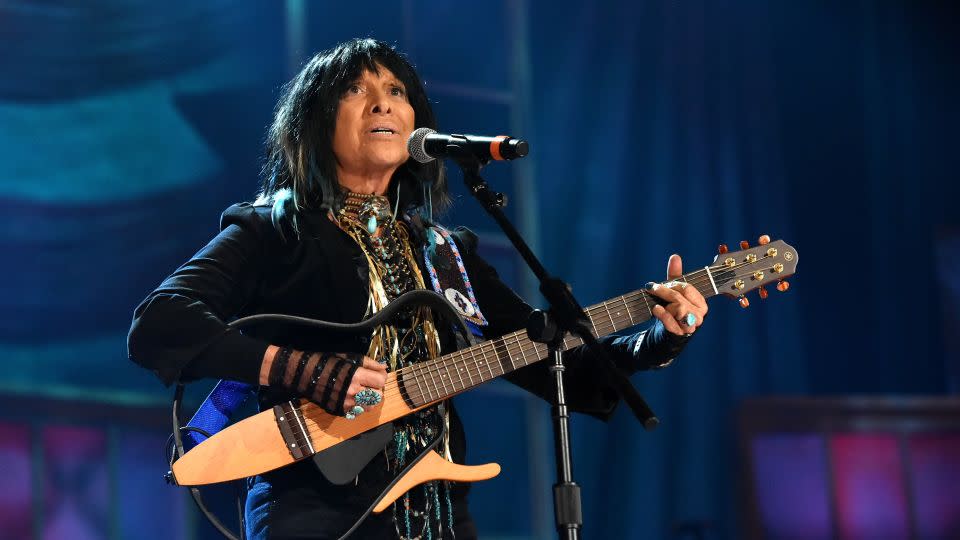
[
  {"xmin": 170, "ymin": 383, "xmax": 246, "ymax": 540},
  {"xmin": 166, "ymin": 290, "xmax": 471, "ymax": 540},
  {"xmin": 334, "ymin": 402, "xmax": 449, "ymax": 540}
]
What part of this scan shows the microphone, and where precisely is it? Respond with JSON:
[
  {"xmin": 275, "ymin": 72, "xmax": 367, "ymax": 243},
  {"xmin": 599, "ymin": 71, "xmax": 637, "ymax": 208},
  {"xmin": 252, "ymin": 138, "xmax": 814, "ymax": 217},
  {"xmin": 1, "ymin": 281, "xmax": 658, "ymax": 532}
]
[{"xmin": 407, "ymin": 127, "xmax": 529, "ymax": 163}]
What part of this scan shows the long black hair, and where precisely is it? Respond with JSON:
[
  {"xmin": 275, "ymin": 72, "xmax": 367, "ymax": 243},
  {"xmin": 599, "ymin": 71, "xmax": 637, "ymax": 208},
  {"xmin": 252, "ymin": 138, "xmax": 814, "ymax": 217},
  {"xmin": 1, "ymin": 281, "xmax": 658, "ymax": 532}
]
[{"xmin": 257, "ymin": 38, "xmax": 449, "ymax": 234}]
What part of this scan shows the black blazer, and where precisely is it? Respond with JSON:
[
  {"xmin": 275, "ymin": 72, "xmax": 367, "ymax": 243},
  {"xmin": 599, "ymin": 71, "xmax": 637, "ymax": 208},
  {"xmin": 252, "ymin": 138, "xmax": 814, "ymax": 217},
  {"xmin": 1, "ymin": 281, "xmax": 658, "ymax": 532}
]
[
  {"xmin": 128, "ymin": 202, "xmax": 683, "ymax": 419},
  {"xmin": 126, "ymin": 202, "xmax": 688, "ymax": 538}
]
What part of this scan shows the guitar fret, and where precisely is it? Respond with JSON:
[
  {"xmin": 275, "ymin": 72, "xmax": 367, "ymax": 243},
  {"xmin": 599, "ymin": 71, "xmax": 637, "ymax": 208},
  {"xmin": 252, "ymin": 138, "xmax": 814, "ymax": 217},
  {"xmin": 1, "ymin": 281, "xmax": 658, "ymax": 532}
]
[
  {"xmin": 410, "ymin": 365, "xmax": 428, "ymax": 405},
  {"xmin": 443, "ymin": 360, "xmax": 456, "ymax": 393},
  {"xmin": 476, "ymin": 345, "xmax": 488, "ymax": 384},
  {"xmin": 533, "ymin": 341, "xmax": 544, "ymax": 364},
  {"xmin": 621, "ymin": 295, "xmax": 635, "ymax": 325},
  {"xmin": 436, "ymin": 361, "xmax": 449, "ymax": 395},
  {"xmin": 517, "ymin": 332, "xmax": 530, "ymax": 366},
  {"xmin": 641, "ymin": 291, "xmax": 653, "ymax": 317},
  {"xmin": 453, "ymin": 351, "xmax": 466, "ymax": 392},
  {"xmin": 501, "ymin": 335, "xmax": 514, "ymax": 372},
  {"xmin": 418, "ymin": 364, "xmax": 439, "ymax": 403},
  {"xmin": 602, "ymin": 302, "xmax": 616, "ymax": 334},
  {"xmin": 427, "ymin": 364, "xmax": 442, "ymax": 401},
  {"xmin": 464, "ymin": 350, "xmax": 476, "ymax": 387},
  {"xmin": 403, "ymin": 370, "xmax": 427, "ymax": 404},
  {"xmin": 487, "ymin": 341, "xmax": 497, "ymax": 380}
]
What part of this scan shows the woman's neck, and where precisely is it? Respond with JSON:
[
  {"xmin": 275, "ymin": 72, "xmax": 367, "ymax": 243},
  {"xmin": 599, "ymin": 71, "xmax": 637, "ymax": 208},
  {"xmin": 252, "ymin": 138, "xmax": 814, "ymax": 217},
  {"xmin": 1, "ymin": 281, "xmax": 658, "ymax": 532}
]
[{"xmin": 336, "ymin": 166, "xmax": 396, "ymax": 195}]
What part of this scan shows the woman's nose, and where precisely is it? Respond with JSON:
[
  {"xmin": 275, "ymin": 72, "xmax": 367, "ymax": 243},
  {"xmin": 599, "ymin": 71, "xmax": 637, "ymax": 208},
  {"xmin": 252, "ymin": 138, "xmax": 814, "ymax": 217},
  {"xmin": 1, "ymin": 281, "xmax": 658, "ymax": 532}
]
[{"xmin": 369, "ymin": 90, "xmax": 391, "ymax": 114}]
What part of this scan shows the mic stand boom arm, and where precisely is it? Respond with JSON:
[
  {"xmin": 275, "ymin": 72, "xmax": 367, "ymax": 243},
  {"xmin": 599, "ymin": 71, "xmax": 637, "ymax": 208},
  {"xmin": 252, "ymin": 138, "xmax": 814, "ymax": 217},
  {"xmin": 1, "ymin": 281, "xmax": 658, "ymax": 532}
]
[{"xmin": 449, "ymin": 150, "xmax": 658, "ymax": 540}]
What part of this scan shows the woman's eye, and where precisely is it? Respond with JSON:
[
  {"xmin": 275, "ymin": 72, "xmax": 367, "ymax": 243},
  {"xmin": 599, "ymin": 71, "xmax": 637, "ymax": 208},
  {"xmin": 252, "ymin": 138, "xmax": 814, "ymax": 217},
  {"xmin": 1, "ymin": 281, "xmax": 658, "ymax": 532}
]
[
  {"xmin": 390, "ymin": 86, "xmax": 406, "ymax": 97},
  {"xmin": 346, "ymin": 84, "xmax": 362, "ymax": 95}
]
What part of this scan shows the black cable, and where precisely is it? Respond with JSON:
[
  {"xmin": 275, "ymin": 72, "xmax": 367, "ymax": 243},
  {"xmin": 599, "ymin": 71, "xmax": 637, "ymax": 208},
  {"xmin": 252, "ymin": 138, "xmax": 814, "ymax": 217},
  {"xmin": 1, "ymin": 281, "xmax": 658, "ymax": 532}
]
[
  {"xmin": 170, "ymin": 384, "xmax": 244, "ymax": 540},
  {"xmin": 165, "ymin": 426, "xmax": 211, "ymax": 467},
  {"xmin": 166, "ymin": 291, "xmax": 471, "ymax": 539},
  {"xmin": 335, "ymin": 403, "xmax": 448, "ymax": 540},
  {"xmin": 226, "ymin": 290, "xmax": 472, "ymax": 344}
]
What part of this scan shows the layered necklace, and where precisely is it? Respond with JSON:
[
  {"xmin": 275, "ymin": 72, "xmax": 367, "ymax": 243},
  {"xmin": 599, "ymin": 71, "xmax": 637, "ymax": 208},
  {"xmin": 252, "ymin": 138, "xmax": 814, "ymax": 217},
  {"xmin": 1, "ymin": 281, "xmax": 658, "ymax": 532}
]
[{"xmin": 335, "ymin": 191, "xmax": 455, "ymax": 539}]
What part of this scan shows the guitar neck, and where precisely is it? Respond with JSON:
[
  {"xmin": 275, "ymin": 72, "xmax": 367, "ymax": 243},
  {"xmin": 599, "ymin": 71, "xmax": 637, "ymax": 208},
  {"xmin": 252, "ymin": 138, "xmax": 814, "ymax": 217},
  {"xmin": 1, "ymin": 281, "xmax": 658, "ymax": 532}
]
[{"xmin": 400, "ymin": 267, "xmax": 719, "ymax": 407}]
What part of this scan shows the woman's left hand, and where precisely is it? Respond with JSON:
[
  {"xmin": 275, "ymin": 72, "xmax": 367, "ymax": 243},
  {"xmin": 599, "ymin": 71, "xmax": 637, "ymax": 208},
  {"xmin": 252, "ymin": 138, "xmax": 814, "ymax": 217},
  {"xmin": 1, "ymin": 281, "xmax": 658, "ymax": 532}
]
[{"xmin": 646, "ymin": 254, "xmax": 708, "ymax": 336}]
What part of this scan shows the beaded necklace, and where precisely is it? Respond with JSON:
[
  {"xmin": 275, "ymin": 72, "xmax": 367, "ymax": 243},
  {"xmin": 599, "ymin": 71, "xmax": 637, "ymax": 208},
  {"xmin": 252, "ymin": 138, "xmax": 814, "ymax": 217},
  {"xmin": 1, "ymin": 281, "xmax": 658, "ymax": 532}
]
[{"xmin": 335, "ymin": 192, "xmax": 455, "ymax": 539}]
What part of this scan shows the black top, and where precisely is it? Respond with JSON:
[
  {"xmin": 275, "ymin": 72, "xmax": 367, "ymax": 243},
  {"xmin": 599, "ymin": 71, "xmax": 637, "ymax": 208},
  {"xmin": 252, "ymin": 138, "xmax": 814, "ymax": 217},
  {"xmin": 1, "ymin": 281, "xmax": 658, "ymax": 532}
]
[{"xmin": 127, "ymin": 203, "xmax": 687, "ymax": 539}]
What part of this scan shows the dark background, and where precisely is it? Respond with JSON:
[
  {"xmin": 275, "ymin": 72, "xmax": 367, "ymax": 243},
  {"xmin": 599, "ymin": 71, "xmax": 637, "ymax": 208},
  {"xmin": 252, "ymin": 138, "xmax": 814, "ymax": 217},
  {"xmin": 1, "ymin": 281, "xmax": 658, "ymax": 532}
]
[{"xmin": 1, "ymin": 1, "xmax": 957, "ymax": 538}]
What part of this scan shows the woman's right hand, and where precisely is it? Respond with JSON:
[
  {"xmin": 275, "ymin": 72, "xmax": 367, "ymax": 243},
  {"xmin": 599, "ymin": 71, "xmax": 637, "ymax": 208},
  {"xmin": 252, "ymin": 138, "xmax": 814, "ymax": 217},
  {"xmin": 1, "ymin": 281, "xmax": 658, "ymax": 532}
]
[
  {"xmin": 342, "ymin": 356, "xmax": 387, "ymax": 412},
  {"xmin": 261, "ymin": 346, "xmax": 388, "ymax": 417}
]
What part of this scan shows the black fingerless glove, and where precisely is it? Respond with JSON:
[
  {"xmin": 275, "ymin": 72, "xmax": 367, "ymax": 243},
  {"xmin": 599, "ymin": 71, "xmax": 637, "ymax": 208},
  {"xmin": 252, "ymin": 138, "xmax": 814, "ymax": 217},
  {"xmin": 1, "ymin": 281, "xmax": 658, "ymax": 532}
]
[{"xmin": 268, "ymin": 348, "xmax": 363, "ymax": 415}]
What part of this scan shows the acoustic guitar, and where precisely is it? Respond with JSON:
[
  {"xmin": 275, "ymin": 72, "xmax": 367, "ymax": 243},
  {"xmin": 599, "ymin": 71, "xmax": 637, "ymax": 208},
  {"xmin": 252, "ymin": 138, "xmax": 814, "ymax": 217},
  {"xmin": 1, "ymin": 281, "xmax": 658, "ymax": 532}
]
[{"xmin": 171, "ymin": 237, "xmax": 798, "ymax": 513}]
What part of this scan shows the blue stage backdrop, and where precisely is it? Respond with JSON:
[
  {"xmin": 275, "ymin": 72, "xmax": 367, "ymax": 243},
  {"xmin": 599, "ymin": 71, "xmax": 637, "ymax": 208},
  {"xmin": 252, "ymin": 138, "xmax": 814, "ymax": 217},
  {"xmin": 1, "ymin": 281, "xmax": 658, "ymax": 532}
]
[{"xmin": 1, "ymin": 1, "xmax": 957, "ymax": 539}]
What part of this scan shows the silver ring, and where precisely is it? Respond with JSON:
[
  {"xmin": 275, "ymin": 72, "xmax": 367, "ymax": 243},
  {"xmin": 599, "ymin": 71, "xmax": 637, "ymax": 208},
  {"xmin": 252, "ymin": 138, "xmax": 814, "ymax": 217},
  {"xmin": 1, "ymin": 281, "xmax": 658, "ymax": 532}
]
[{"xmin": 679, "ymin": 312, "xmax": 697, "ymax": 327}]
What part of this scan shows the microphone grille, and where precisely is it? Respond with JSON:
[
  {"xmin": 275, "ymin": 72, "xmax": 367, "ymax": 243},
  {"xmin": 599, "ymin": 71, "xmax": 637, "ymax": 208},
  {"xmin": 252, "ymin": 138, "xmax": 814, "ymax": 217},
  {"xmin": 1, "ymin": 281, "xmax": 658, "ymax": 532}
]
[{"xmin": 407, "ymin": 127, "xmax": 436, "ymax": 164}]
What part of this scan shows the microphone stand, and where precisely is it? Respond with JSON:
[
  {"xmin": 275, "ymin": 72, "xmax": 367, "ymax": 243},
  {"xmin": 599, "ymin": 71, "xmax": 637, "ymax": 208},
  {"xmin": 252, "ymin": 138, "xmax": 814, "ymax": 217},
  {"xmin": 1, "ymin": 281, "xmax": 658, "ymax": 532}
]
[{"xmin": 448, "ymin": 150, "xmax": 659, "ymax": 540}]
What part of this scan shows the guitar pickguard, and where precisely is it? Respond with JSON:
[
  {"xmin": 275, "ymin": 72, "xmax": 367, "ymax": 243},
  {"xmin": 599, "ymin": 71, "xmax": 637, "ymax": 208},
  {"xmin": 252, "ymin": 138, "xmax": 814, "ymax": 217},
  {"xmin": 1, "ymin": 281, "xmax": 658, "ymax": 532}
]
[{"xmin": 312, "ymin": 423, "xmax": 394, "ymax": 484}]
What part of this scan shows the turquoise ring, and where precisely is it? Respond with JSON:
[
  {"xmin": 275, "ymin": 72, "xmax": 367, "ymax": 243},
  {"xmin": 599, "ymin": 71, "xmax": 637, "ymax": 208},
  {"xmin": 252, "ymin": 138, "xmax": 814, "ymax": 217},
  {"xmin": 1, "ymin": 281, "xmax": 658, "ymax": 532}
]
[
  {"xmin": 345, "ymin": 405, "xmax": 365, "ymax": 420},
  {"xmin": 355, "ymin": 388, "xmax": 383, "ymax": 407},
  {"xmin": 681, "ymin": 312, "xmax": 697, "ymax": 327}
]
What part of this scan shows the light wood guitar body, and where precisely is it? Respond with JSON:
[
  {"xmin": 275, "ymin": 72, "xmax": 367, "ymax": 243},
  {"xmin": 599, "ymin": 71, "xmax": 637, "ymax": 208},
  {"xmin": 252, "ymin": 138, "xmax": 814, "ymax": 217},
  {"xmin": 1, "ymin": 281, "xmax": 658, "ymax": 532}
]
[
  {"xmin": 170, "ymin": 239, "xmax": 798, "ymax": 511},
  {"xmin": 172, "ymin": 372, "xmax": 501, "ymax": 510}
]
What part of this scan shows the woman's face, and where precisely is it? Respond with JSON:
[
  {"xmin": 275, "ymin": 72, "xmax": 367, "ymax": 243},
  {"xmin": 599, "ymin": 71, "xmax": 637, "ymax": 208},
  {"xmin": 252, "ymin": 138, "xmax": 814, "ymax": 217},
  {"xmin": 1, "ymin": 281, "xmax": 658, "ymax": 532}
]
[{"xmin": 332, "ymin": 65, "xmax": 415, "ymax": 182}]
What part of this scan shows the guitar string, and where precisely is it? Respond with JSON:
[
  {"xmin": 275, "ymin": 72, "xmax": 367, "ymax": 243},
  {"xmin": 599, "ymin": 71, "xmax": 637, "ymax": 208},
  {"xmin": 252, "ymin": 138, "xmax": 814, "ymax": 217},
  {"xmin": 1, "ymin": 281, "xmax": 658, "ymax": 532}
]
[
  {"xmin": 289, "ymin": 263, "xmax": 788, "ymax": 444},
  {"xmin": 288, "ymin": 258, "xmax": 776, "ymax": 414},
  {"xmin": 356, "ymin": 255, "xmax": 776, "ymax": 400},
  {"xmin": 254, "ymin": 253, "xmax": 788, "ymax": 447},
  {"xmin": 286, "ymin": 286, "xmax": 663, "ymax": 438},
  {"xmin": 287, "ymin": 259, "xmax": 780, "ymax": 418},
  {"xmin": 294, "ymin": 284, "xmax": 685, "ymax": 408}
]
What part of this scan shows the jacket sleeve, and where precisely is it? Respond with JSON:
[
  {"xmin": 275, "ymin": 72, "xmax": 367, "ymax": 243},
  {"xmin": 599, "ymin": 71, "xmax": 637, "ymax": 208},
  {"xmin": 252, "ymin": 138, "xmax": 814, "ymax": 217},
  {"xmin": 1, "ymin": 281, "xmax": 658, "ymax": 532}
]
[
  {"xmin": 450, "ymin": 228, "xmax": 689, "ymax": 421},
  {"xmin": 126, "ymin": 204, "xmax": 273, "ymax": 386}
]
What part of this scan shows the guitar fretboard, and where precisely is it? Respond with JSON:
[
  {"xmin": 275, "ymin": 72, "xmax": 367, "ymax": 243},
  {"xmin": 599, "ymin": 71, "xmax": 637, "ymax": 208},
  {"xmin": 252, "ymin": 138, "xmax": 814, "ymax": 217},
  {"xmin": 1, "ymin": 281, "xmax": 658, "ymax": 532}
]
[{"xmin": 400, "ymin": 267, "xmax": 718, "ymax": 407}]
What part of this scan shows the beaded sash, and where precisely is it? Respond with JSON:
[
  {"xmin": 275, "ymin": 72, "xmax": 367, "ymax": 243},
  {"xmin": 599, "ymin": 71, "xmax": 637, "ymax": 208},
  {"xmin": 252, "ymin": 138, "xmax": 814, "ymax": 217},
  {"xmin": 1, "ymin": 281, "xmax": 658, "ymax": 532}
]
[{"xmin": 422, "ymin": 226, "xmax": 488, "ymax": 337}]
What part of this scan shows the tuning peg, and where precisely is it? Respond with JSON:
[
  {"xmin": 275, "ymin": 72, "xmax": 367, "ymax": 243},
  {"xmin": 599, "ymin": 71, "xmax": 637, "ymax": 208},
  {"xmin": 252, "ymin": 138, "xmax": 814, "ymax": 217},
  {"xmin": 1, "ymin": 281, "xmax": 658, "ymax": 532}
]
[
  {"xmin": 740, "ymin": 240, "xmax": 750, "ymax": 249},
  {"xmin": 718, "ymin": 244, "xmax": 728, "ymax": 254},
  {"xmin": 776, "ymin": 280, "xmax": 790, "ymax": 292},
  {"xmin": 738, "ymin": 295, "xmax": 750, "ymax": 308},
  {"xmin": 758, "ymin": 235, "xmax": 770, "ymax": 245},
  {"xmin": 758, "ymin": 286, "xmax": 768, "ymax": 299}
]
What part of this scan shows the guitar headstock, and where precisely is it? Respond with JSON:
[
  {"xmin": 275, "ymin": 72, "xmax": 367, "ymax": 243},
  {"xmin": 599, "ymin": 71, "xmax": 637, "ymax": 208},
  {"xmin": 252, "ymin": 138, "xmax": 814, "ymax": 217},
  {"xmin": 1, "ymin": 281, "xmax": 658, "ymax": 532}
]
[{"xmin": 709, "ymin": 235, "xmax": 798, "ymax": 306}]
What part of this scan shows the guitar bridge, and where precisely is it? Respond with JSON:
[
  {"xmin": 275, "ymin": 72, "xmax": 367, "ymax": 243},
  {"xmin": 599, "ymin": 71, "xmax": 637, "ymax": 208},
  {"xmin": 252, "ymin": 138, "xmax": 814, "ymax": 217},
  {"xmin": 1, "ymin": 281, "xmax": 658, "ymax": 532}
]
[{"xmin": 274, "ymin": 401, "xmax": 314, "ymax": 460}]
